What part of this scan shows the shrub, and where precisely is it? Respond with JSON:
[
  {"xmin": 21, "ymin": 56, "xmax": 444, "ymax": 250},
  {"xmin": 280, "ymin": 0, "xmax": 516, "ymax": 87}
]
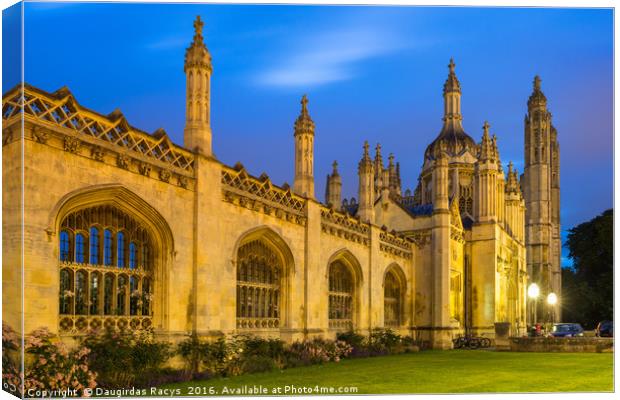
[
  {"xmin": 177, "ymin": 335, "xmax": 242, "ymax": 377},
  {"xmin": 2, "ymin": 322, "xmax": 22, "ymax": 396},
  {"xmin": 337, "ymin": 331, "xmax": 365, "ymax": 349},
  {"xmin": 240, "ymin": 355, "xmax": 279, "ymax": 374},
  {"xmin": 81, "ymin": 327, "xmax": 171, "ymax": 389},
  {"xmin": 285, "ymin": 337, "xmax": 352, "ymax": 367},
  {"xmin": 367, "ymin": 328, "xmax": 404, "ymax": 355},
  {"xmin": 338, "ymin": 329, "xmax": 417, "ymax": 357},
  {"xmin": 24, "ymin": 327, "xmax": 97, "ymax": 395}
]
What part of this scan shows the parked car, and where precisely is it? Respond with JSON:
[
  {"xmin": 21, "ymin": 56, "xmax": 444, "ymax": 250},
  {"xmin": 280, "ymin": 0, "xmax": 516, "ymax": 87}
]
[
  {"xmin": 551, "ymin": 323, "xmax": 584, "ymax": 337},
  {"xmin": 595, "ymin": 320, "xmax": 613, "ymax": 337}
]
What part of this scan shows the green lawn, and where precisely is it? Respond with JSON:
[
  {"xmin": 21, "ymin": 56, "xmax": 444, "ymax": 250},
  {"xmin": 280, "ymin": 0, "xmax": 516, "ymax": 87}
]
[{"xmin": 160, "ymin": 350, "xmax": 613, "ymax": 395}]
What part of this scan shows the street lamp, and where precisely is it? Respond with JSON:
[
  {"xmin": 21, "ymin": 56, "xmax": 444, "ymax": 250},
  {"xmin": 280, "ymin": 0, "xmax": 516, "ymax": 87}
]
[
  {"xmin": 547, "ymin": 292, "xmax": 558, "ymax": 325},
  {"xmin": 527, "ymin": 283, "xmax": 540, "ymax": 328}
]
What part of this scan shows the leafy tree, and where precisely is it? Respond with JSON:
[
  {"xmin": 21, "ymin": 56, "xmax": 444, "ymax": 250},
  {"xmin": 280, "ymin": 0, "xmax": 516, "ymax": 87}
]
[{"xmin": 562, "ymin": 209, "xmax": 613, "ymax": 329}]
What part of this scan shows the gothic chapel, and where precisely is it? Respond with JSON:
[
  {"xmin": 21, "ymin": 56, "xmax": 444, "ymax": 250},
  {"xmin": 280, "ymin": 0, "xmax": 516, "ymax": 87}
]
[{"xmin": 2, "ymin": 17, "xmax": 560, "ymax": 349}]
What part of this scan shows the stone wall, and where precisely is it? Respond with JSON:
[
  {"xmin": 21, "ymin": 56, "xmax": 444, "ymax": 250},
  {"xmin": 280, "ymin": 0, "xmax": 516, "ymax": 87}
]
[{"xmin": 510, "ymin": 337, "xmax": 613, "ymax": 353}]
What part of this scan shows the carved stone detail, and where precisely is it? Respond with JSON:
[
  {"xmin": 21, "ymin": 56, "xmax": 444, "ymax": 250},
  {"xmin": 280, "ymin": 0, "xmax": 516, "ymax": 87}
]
[
  {"xmin": 32, "ymin": 126, "xmax": 50, "ymax": 144},
  {"xmin": 91, "ymin": 146, "xmax": 105, "ymax": 162},
  {"xmin": 63, "ymin": 137, "xmax": 80, "ymax": 153},
  {"xmin": 178, "ymin": 176, "xmax": 189, "ymax": 189},
  {"xmin": 159, "ymin": 169, "xmax": 171, "ymax": 183},
  {"xmin": 117, "ymin": 154, "xmax": 130, "ymax": 170},
  {"xmin": 138, "ymin": 162, "xmax": 151, "ymax": 177},
  {"xmin": 2, "ymin": 128, "xmax": 13, "ymax": 146}
]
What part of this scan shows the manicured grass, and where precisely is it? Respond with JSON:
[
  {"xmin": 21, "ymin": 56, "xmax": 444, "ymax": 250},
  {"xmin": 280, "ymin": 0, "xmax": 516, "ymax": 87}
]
[{"xmin": 161, "ymin": 350, "xmax": 613, "ymax": 395}]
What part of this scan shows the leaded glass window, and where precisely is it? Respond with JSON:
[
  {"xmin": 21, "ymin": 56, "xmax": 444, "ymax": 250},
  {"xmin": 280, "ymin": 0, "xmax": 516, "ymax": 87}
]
[
  {"xmin": 104, "ymin": 229, "xmax": 113, "ymax": 266},
  {"xmin": 75, "ymin": 233, "xmax": 86, "ymax": 264},
  {"xmin": 89, "ymin": 227, "xmax": 100, "ymax": 265},
  {"xmin": 58, "ymin": 204, "xmax": 154, "ymax": 333},
  {"xmin": 60, "ymin": 230, "xmax": 71, "ymax": 262},
  {"xmin": 75, "ymin": 270, "xmax": 88, "ymax": 314},
  {"xmin": 328, "ymin": 261, "xmax": 353, "ymax": 329},
  {"xmin": 236, "ymin": 240, "xmax": 281, "ymax": 329},
  {"xmin": 384, "ymin": 271, "xmax": 401, "ymax": 327},
  {"xmin": 117, "ymin": 232, "xmax": 125, "ymax": 267},
  {"xmin": 129, "ymin": 242, "xmax": 137, "ymax": 269}
]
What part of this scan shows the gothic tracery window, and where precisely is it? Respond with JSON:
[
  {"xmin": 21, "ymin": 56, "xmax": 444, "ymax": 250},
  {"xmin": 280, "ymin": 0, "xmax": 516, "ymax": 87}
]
[
  {"xmin": 459, "ymin": 183, "xmax": 473, "ymax": 217},
  {"xmin": 384, "ymin": 271, "xmax": 401, "ymax": 327},
  {"xmin": 328, "ymin": 261, "xmax": 354, "ymax": 330},
  {"xmin": 58, "ymin": 205, "xmax": 154, "ymax": 334},
  {"xmin": 236, "ymin": 240, "xmax": 281, "ymax": 329}
]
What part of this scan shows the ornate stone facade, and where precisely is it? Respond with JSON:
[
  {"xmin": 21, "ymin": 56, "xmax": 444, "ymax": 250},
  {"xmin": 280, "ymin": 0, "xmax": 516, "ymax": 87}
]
[{"xmin": 2, "ymin": 18, "xmax": 556, "ymax": 349}]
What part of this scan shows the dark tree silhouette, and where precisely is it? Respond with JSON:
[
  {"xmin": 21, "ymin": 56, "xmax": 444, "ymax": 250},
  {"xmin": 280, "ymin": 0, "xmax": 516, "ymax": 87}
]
[{"xmin": 561, "ymin": 209, "xmax": 613, "ymax": 329}]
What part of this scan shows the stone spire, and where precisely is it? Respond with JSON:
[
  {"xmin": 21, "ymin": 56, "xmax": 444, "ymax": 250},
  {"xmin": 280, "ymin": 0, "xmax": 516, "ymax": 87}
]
[
  {"xmin": 505, "ymin": 162, "xmax": 520, "ymax": 193},
  {"xmin": 479, "ymin": 121, "xmax": 494, "ymax": 162},
  {"xmin": 293, "ymin": 95, "xmax": 315, "ymax": 198},
  {"xmin": 527, "ymin": 75, "xmax": 547, "ymax": 110},
  {"xmin": 184, "ymin": 15, "xmax": 214, "ymax": 155},
  {"xmin": 388, "ymin": 154, "xmax": 401, "ymax": 196},
  {"xmin": 325, "ymin": 160, "xmax": 342, "ymax": 210},
  {"xmin": 424, "ymin": 58, "xmax": 476, "ymax": 160},
  {"xmin": 294, "ymin": 94, "xmax": 315, "ymax": 136},
  {"xmin": 443, "ymin": 58, "xmax": 461, "ymax": 94},
  {"xmin": 374, "ymin": 143, "xmax": 383, "ymax": 171},
  {"xmin": 492, "ymin": 134, "xmax": 501, "ymax": 163},
  {"xmin": 442, "ymin": 58, "xmax": 463, "ymax": 126},
  {"xmin": 358, "ymin": 141, "xmax": 375, "ymax": 223}
]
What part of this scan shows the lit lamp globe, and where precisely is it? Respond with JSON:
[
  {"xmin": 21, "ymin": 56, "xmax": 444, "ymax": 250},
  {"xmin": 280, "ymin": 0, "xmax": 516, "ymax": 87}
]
[
  {"xmin": 527, "ymin": 283, "xmax": 540, "ymax": 299},
  {"xmin": 547, "ymin": 292, "xmax": 558, "ymax": 305}
]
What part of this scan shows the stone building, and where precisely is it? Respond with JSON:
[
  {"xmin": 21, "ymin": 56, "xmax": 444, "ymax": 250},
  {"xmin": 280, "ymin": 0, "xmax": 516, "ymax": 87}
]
[{"xmin": 2, "ymin": 17, "xmax": 559, "ymax": 349}]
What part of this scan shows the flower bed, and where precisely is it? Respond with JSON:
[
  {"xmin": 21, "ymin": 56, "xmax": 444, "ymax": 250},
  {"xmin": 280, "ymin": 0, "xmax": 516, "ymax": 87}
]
[{"xmin": 2, "ymin": 322, "xmax": 421, "ymax": 395}]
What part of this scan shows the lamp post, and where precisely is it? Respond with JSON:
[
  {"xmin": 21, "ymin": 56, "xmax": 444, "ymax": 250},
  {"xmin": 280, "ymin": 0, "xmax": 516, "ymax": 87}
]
[
  {"xmin": 527, "ymin": 283, "xmax": 540, "ymax": 329},
  {"xmin": 547, "ymin": 292, "xmax": 558, "ymax": 325}
]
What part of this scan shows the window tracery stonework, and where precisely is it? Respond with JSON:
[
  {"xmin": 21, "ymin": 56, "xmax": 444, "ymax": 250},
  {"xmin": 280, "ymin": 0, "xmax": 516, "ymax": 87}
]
[
  {"xmin": 320, "ymin": 208, "xmax": 370, "ymax": 246},
  {"xmin": 58, "ymin": 205, "xmax": 154, "ymax": 335},
  {"xmin": 236, "ymin": 240, "xmax": 282, "ymax": 330},
  {"xmin": 328, "ymin": 261, "xmax": 354, "ymax": 330},
  {"xmin": 222, "ymin": 165, "xmax": 307, "ymax": 226}
]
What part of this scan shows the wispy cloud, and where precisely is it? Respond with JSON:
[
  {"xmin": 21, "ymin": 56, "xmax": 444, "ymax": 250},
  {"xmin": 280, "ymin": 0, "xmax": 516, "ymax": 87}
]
[
  {"xmin": 146, "ymin": 36, "xmax": 187, "ymax": 50},
  {"xmin": 256, "ymin": 27, "xmax": 411, "ymax": 88}
]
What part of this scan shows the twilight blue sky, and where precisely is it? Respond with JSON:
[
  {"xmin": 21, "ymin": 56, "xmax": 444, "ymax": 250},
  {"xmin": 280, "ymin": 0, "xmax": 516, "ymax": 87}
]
[{"xmin": 3, "ymin": 2, "xmax": 614, "ymax": 266}]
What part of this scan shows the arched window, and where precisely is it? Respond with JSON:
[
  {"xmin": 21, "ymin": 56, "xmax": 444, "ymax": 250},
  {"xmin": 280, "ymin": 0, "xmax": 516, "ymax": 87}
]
[
  {"xmin": 57, "ymin": 204, "xmax": 154, "ymax": 334},
  {"xmin": 328, "ymin": 260, "xmax": 354, "ymax": 330},
  {"xmin": 236, "ymin": 240, "xmax": 281, "ymax": 329},
  {"xmin": 384, "ymin": 270, "xmax": 402, "ymax": 327},
  {"xmin": 89, "ymin": 227, "xmax": 100, "ymax": 265}
]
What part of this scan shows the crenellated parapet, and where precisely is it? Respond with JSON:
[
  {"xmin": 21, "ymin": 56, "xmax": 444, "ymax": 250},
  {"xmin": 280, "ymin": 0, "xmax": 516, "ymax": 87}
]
[
  {"xmin": 379, "ymin": 228, "xmax": 413, "ymax": 259},
  {"xmin": 2, "ymin": 84, "xmax": 195, "ymax": 189},
  {"xmin": 320, "ymin": 207, "xmax": 370, "ymax": 246},
  {"xmin": 221, "ymin": 163, "xmax": 307, "ymax": 226}
]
